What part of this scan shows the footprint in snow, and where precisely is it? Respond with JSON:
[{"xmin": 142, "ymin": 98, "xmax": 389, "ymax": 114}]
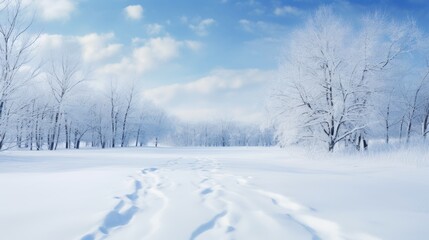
[
  {"xmin": 142, "ymin": 167, "xmax": 158, "ymax": 174},
  {"xmin": 189, "ymin": 210, "xmax": 228, "ymax": 240}
]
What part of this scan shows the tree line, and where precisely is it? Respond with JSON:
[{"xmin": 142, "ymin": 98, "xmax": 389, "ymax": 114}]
[{"xmin": 0, "ymin": 0, "xmax": 274, "ymax": 151}]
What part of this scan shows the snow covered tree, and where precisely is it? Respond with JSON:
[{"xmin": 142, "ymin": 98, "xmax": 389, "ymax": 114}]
[
  {"xmin": 0, "ymin": 0, "xmax": 38, "ymax": 149},
  {"xmin": 46, "ymin": 56, "xmax": 85, "ymax": 150},
  {"xmin": 120, "ymin": 84, "xmax": 135, "ymax": 147},
  {"xmin": 272, "ymin": 7, "xmax": 420, "ymax": 151}
]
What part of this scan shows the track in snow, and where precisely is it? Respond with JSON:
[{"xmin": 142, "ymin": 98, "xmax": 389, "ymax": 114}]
[{"xmin": 80, "ymin": 157, "xmax": 379, "ymax": 240}]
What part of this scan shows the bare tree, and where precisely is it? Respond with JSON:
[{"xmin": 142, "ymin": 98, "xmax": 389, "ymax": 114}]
[
  {"xmin": 381, "ymin": 89, "xmax": 395, "ymax": 144},
  {"xmin": 120, "ymin": 84, "xmax": 135, "ymax": 147},
  {"xmin": 403, "ymin": 68, "xmax": 429, "ymax": 143},
  {"xmin": 0, "ymin": 0, "xmax": 38, "ymax": 149},
  {"xmin": 108, "ymin": 81, "xmax": 120, "ymax": 148},
  {"xmin": 422, "ymin": 101, "xmax": 429, "ymax": 139},
  {"xmin": 47, "ymin": 56, "xmax": 85, "ymax": 150},
  {"xmin": 154, "ymin": 111, "xmax": 166, "ymax": 147},
  {"xmin": 135, "ymin": 111, "xmax": 146, "ymax": 147}
]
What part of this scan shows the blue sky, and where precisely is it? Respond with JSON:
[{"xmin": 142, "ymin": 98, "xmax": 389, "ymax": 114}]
[{"xmin": 27, "ymin": 0, "xmax": 429, "ymax": 123}]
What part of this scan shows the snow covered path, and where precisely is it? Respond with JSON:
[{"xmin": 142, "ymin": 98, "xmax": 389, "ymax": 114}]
[{"xmin": 0, "ymin": 147, "xmax": 428, "ymax": 240}]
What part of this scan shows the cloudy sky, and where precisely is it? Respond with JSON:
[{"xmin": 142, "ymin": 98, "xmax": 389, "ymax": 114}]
[{"xmin": 27, "ymin": 0, "xmax": 429, "ymax": 123}]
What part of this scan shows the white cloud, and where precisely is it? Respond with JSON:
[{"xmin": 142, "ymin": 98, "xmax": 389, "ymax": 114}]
[
  {"xmin": 124, "ymin": 5, "xmax": 144, "ymax": 20},
  {"xmin": 144, "ymin": 68, "xmax": 269, "ymax": 103},
  {"xmin": 132, "ymin": 37, "xmax": 181, "ymax": 69},
  {"xmin": 99, "ymin": 37, "xmax": 199, "ymax": 78},
  {"xmin": 180, "ymin": 16, "xmax": 188, "ymax": 24},
  {"xmin": 131, "ymin": 37, "xmax": 145, "ymax": 45},
  {"xmin": 36, "ymin": 33, "xmax": 122, "ymax": 63},
  {"xmin": 143, "ymin": 69, "xmax": 276, "ymax": 123},
  {"xmin": 184, "ymin": 40, "xmax": 202, "ymax": 51},
  {"xmin": 77, "ymin": 33, "xmax": 122, "ymax": 62},
  {"xmin": 38, "ymin": 34, "xmax": 65, "ymax": 49},
  {"xmin": 239, "ymin": 19, "xmax": 289, "ymax": 36},
  {"xmin": 36, "ymin": 33, "xmax": 77, "ymax": 59},
  {"xmin": 239, "ymin": 19, "xmax": 253, "ymax": 32},
  {"xmin": 145, "ymin": 23, "xmax": 164, "ymax": 36},
  {"xmin": 189, "ymin": 18, "xmax": 216, "ymax": 36},
  {"xmin": 274, "ymin": 6, "xmax": 301, "ymax": 16},
  {"xmin": 24, "ymin": 0, "xmax": 76, "ymax": 21}
]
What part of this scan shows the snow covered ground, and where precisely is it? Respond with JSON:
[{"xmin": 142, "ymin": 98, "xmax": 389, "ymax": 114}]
[{"xmin": 0, "ymin": 147, "xmax": 428, "ymax": 240}]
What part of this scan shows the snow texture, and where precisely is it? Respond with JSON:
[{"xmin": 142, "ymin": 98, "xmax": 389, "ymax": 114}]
[{"xmin": 0, "ymin": 147, "xmax": 428, "ymax": 240}]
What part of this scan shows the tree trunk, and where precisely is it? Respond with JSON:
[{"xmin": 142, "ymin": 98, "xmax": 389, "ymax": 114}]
[
  {"xmin": 54, "ymin": 121, "xmax": 61, "ymax": 150},
  {"xmin": 385, "ymin": 104, "xmax": 390, "ymax": 144},
  {"xmin": 64, "ymin": 118, "xmax": 69, "ymax": 149},
  {"xmin": 135, "ymin": 127, "xmax": 140, "ymax": 147},
  {"xmin": 356, "ymin": 134, "xmax": 361, "ymax": 151},
  {"xmin": 363, "ymin": 138, "xmax": 368, "ymax": 150},
  {"xmin": 49, "ymin": 111, "xmax": 60, "ymax": 150},
  {"xmin": 399, "ymin": 116, "xmax": 405, "ymax": 142},
  {"xmin": 423, "ymin": 112, "xmax": 428, "ymax": 139},
  {"xmin": 328, "ymin": 140, "xmax": 335, "ymax": 152},
  {"xmin": 406, "ymin": 119, "xmax": 412, "ymax": 144}
]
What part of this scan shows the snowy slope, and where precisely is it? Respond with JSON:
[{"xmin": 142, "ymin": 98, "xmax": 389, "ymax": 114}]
[{"xmin": 0, "ymin": 147, "xmax": 428, "ymax": 240}]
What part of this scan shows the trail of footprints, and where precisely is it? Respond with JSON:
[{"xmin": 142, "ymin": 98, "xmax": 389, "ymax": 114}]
[
  {"xmin": 190, "ymin": 158, "xmax": 238, "ymax": 240},
  {"xmin": 189, "ymin": 157, "xmax": 376, "ymax": 240},
  {"xmin": 80, "ymin": 167, "xmax": 165, "ymax": 240},
  {"xmin": 80, "ymin": 157, "xmax": 377, "ymax": 240}
]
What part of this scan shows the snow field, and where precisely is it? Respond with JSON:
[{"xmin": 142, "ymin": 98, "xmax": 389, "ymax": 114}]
[{"xmin": 0, "ymin": 147, "xmax": 428, "ymax": 240}]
